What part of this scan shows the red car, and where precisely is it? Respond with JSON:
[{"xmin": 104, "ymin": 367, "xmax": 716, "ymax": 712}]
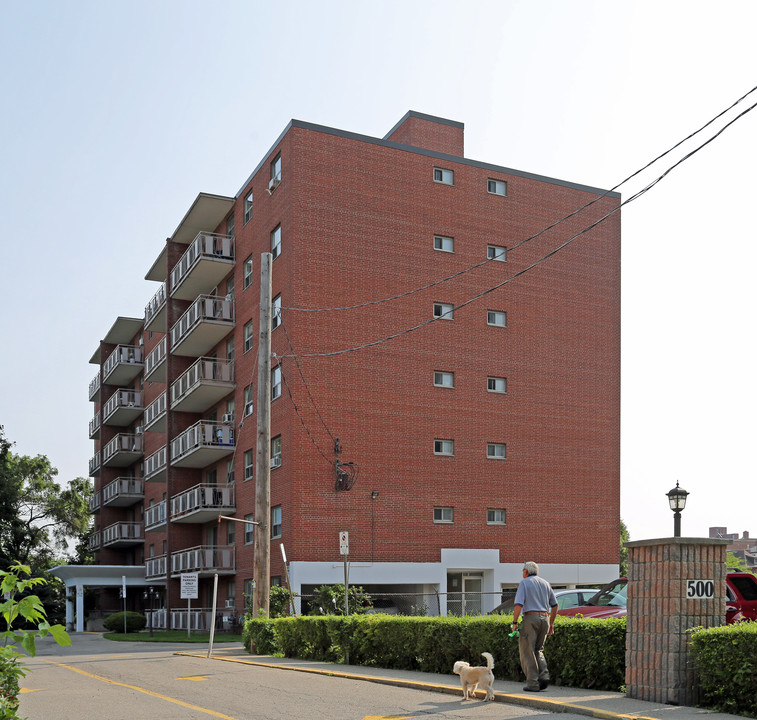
[{"xmin": 558, "ymin": 573, "xmax": 757, "ymax": 623}]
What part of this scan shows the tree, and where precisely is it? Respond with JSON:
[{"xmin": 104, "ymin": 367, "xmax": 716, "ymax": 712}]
[
  {"xmin": 619, "ymin": 519, "xmax": 630, "ymax": 577},
  {"xmin": 0, "ymin": 427, "xmax": 92, "ymax": 571},
  {"xmin": 726, "ymin": 551, "xmax": 751, "ymax": 573}
]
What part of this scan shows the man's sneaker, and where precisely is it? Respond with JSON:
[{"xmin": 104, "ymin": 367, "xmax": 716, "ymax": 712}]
[
  {"xmin": 523, "ymin": 686, "xmax": 540, "ymax": 692},
  {"xmin": 539, "ymin": 678, "xmax": 550, "ymax": 690}
]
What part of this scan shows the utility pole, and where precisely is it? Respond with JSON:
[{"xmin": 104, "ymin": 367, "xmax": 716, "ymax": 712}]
[{"xmin": 253, "ymin": 252, "xmax": 272, "ymax": 618}]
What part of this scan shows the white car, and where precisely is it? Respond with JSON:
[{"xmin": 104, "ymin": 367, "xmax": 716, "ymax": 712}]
[{"xmin": 490, "ymin": 588, "xmax": 600, "ymax": 615}]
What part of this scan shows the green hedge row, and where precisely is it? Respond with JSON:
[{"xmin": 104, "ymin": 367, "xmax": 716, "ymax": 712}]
[
  {"xmin": 243, "ymin": 614, "xmax": 627, "ymax": 691},
  {"xmin": 690, "ymin": 621, "xmax": 757, "ymax": 718}
]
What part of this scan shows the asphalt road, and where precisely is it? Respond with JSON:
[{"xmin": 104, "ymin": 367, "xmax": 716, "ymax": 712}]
[{"xmin": 19, "ymin": 633, "xmax": 569, "ymax": 720}]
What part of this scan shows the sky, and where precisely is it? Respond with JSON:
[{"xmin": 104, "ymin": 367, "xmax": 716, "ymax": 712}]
[{"xmin": 1, "ymin": 0, "xmax": 755, "ymax": 546}]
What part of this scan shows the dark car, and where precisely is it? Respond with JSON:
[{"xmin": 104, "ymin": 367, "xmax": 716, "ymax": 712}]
[{"xmin": 559, "ymin": 573, "xmax": 757, "ymax": 623}]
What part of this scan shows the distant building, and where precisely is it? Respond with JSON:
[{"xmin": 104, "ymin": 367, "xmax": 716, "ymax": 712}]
[
  {"xmin": 710, "ymin": 527, "xmax": 757, "ymax": 570},
  {"xmin": 85, "ymin": 111, "xmax": 621, "ymax": 627}
]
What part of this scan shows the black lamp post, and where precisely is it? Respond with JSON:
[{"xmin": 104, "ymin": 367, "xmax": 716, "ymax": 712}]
[
  {"xmin": 666, "ymin": 481, "xmax": 689, "ymax": 537},
  {"xmin": 143, "ymin": 586, "xmax": 158, "ymax": 637}
]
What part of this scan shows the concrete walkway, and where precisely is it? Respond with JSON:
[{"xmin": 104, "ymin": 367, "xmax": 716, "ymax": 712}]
[{"xmin": 181, "ymin": 646, "xmax": 742, "ymax": 720}]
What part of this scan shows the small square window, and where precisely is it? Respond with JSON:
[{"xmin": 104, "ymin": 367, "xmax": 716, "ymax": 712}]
[
  {"xmin": 433, "ymin": 507, "xmax": 454, "ymax": 523},
  {"xmin": 243, "ymin": 321, "xmax": 253, "ymax": 353},
  {"xmin": 244, "ymin": 190, "xmax": 253, "ymax": 224},
  {"xmin": 244, "ymin": 514, "xmax": 255, "ymax": 544},
  {"xmin": 434, "ymin": 439, "xmax": 454, "ymax": 456},
  {"xmin": 487, "ymin": 443, "xmax": 506, "ymax": 459},
  {"xmin": 271, "ymin": 505, "xmax": 282, "ymax": 539},
  {"xmin": 487, "ymin": 245, "xmax": 507, "ymax": 262},
  {"xmin": 433, "ymin": 167, "xmax": 454, "ymax": 185},
  {"xmin": 271, "ymin": 366, "xmax": 282, "ymax": 400},
  {"xmin": 272, "ymin": 295, "xmax": 282, "ymax": 330},
  {"xmin": 434, "ymin": 371, "xmax": 454, "ymax": 388},
  {"xmin": 487, "ymin": 310, "xmax": 507, "ymax": 327},
  {"xmin": 271, "ymin": 225, "xmax": 281, "ymax": 260},
  {"xmin": 487, "ymin": 179, "xmax": 507, "ymax": 196},
  {"xmin": 433, "ymin": 302, "xmax": 454, "ymax": 320},
  {"xmin": 487, "ymin": 508, "xmax": 506, "ymax": 524},
  {"xmin": 487, "ymin": 376, "xmax": 506, "ymax": 393},
  {"xmin": 244, "ymin": 450, "xmax": 254, "ymax": 481},
  {"xmin": 243, "ymin": 256, "xmax": 253, "ymax": 289},
  {"xmin": 433, "ymin": 235, "xmax": 454, "ymax": 253}
]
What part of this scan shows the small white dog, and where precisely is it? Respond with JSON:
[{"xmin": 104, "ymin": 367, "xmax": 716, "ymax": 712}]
[{"xmin": 452, "ymin": 651, "xmax": 495, "ymax": 701}]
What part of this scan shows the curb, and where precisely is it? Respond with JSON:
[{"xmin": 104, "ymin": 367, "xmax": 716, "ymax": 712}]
[{"xmin": 176, "ymin": 652, "xmax": 657, "ymax": 720}]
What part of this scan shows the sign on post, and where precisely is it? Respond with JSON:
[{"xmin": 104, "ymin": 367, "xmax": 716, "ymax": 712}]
[
  {"xmin": 339, "ymin": 531, "xmax": 349, "ymax": 556},
  {"xmin": 181, "ymin": 573, "xmax": 199, "ymax": 639}
]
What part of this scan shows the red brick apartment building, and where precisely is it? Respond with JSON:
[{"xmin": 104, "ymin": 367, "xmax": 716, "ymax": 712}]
[{"xmin": 81, "ymin": 111, "xmax": 621, "ymax": 628}]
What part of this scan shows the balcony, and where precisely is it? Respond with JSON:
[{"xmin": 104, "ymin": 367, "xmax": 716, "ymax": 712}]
[
  {"xmin": 145, "ymin": 337, "xmax": 166, "ymax": 382},
  {"xmin": 170, "ymin": 545, "xmax": 235, "ymax": 577},
  {"xmin": 88, "ymin": 531, "xmax": 101, "ymax": 551},
  {"xmin": 89, "ymin": 491, "xmax": 100, "ymax": 513},
  {"xmin": 144, "ymin": 283, "xmax": 166, "ymax": 332},
  {"xmin": 144, "ymin": 500, "xmax": 167, "ymax": 531},
  {"xmin": 170, "ymin": 483, "xmax": 235, "ymax": 524},
  {"xmin": 170, "ymin": 232, "xmax": 235, "ymax": 301},
  {"xmin": 170, "ymin": 357, "xmax": 234, "ymax": 413},
  {"xmin": 144, "ymin": 445, "xmax": 167, "ymax": 482},
  {"xmin": 89, "ymin": 373, "xmax": 101, "ymax": 402},
  {"xmin": 145, "ymin": 555, "xmax": 167, "ymax": 581},
  {"xmin": 171, "ymin": 421, "xmax": 234, "ymax": 468},
  {"xmin": 103, "ymin": 345, "xmax": 144, "ymax": 386},
  {"xmin": 102, "ymin": 477, "xmax": 144, "ymax": 507},
  {"xmin": 170, "ymin": 295, "xmax": 234, "ymax": 357},
  {"xmin": 102, "ymin": 522, "xmax": 144, "ymax": 548},
  {"xmin": 89, "ymin": 452, "xmax": 101, "ymax": 477},
  {"xmin": 89, "ymin": 412, "xmax": 101, "ymax": 439},
  {"xmin": 102, "ymin": 433, "xmax": 144, "ymax": 467},
  {"xmin": 103, "ymin": 389, "xmax": 143, "ymax": 426},
  {"xmin": 144, "ymin": 392, "xmax": 167, "ymax": 432}
]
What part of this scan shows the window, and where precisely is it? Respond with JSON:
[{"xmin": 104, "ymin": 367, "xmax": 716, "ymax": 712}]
[
  {"xmin": 244, "ymin": 190, "xmax": 253, "ymax": 224},
  {"xmin": 244, "ymin": 450, "xmax": 254, "ymax": 480},
  {"xmin": 434, "ymin": 439, "xmax": 454, "ymax": 456},
  {"xmin": 487, "ymin": 443, "xmax": 506, "ymax": 459},
  {"xmin": 434, "ymin": 371, "xmax": 454, "ymax": 388},
  {"xmin": 226, "ymin": 520, "xmax": 235, "ymax": 545},
  {"xmin": 487, "ymin": 508, "xmax": 506, "ymax": 525},
  {"xmin": 244, "ymin": 515, "xmax": 255, "ymax": 544},
  {"xmin": 271, "ymin": 366, "xmax": 281, "ymax": 400},
  {"xmin": 433, "ymin": 235, "xmax": 454, "ymax": 253},
  {"xmin": 226, "ymin": 458, "xmax": 235, "ymax": 484},
  {"xmin": 487, "ymin": 310, "xmax": 507, "ymax": 327},
  {"xmin": 243, "ymin": 255, "xmax": 253, "ymax": 289},
  {"xmin": 243, "ymin": 320, "xmax": 253, "ymax": 353},
  {"xmin": 272, "ymin": 295, "xmax": 281, "ymax": 330},
  {"xmin": 487, "ymin": 376, "xmax": 507, "ymax": 394},
  {"xmin": 271, "ymin": 436, "xmax": 282, "ymax": 466},
  {"xmin": 433, "ymin": 507, "xmax": 454, "ymax": 523},
  {"xmin": 269, "ymin": 153, "xmax": 282, "ymax": 192},
  {"xmin": 243, "ymin": 384, "xmax": 253, "ymax": 417},
  {"xmin": 433, "ymin": 302, "xmax": 454, "ymax": 320},
  {"xmin": 271, "ymin": 505, "xmax": 282, "ymax": 539},
  {"xmin": 487, "ymin": 179, "xmax": 507, "ymax": 196},
  {"xmin": 244, "ymin": 578, "xmax": 254, "ymax": 599},
  {"xmin": 226, "ymin": 337, "xmax": 235, "ymax": 363},
  {"xmin": 226, "ymin": 213, "xmax": 235, "ymax": 239},
  {"xmin": 487, "ymin": 244, "xmax": 507, "ymax": 262},
  {"xmin": 433, "ymin": 167, "xmax": 454, "ymax": 185},
  {"xmin": 271, "ymin": 225, "xmax": 281, "ymax": 260}
]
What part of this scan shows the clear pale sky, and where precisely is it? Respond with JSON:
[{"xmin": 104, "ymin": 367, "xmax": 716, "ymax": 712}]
[{"xmin": 1, "ymin": 0, "xmax": 755, "ymax": 546}]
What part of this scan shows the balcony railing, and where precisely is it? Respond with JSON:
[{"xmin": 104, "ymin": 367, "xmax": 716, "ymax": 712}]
[
  {"xmin": 144, "ymin": 500, "xmax": 167, "ymax": 531},
  {"xmin": 170, "ymin": 232, "xmax": 235, "ymax": 301},
  {"xmin": 144, "ymin": 391, "xmax": 167, "ymax": 432},
  {"xmin": 171, "ymin": 421, "xmax": 234, "ymax": 468},
  {"xmin": 88, "ymin": 531, "xmax": 101, "ymax": 551},
  {"xmin": 170, "ymin": 295, "xmax": 234, "ymax": 357},
  {"xmin": 89, "ymin": 412, "xmax": 101, "ymax": 439},
  {"xmin": 144, "ymin": 283, "xmax": 166, "ymax": 331},
  {"xmin": 89, "ymin": 452, "xmax": 101, "ymax": 476},
  {"xmin": 145, "ymin": 608, "xmax": 167, "ymax": 629},
  {"xmin": 102, "ymin": 433, "xmax": 144, "ymax": 467},
  {"xmin": 170, "ymin": 545, "xmax": 235, "ymax": 576},
  {"xmin": 145, "ymin": 337, "xmax": 167, "ymax": 382},
  {"xmin": 145, "ymin": 555, "xmax": 167, "ymax": 581},
  {"xmin": 103, "ymin": 389, "xmax": 143, "ymax": 426},
  {"xmin": 170, "ymin": 357, "xmax": 234, "ymax": 413},
  {"xmin": 170, "ymin": 483, "xmax": 235, "ymax": 524},
  {"xmin": 144, "ymin": 445, "xmax": 167, "ymax": 482},
  {"xmin": 102, "ymin": 522, "xmax": 144, "ymax": 547},
  {"xmin": 89, "ymin": 373, "xmax": 101, "ymax": 402},
  {"xmin": 102, "ymin": 477, "xmax": 144, "ymax": 507},
  {"xmin": 103, "ymin": 345, "xmax": 144, "ymax": 386},
  {"xmin": 88, "ymin": 491, "xmax": 101, "ymax": 513}
]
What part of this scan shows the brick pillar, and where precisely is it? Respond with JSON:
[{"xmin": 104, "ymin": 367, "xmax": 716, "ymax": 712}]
[{"xmin": 625, "ymin": 537, "xmax": 728, "ymax": 706}]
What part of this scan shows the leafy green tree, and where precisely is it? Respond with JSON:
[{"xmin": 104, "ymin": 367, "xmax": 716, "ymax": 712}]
[
  {"xmin": 308, "ymin": 584, "xmax": 371, "ymax": 615},
  {"xmin": 619, "ymin": 519, "xmax": 630, "ymax": 577},
  {"xmin": 726, "ymin": 551, "xmax": 750, "ymax": 573}
]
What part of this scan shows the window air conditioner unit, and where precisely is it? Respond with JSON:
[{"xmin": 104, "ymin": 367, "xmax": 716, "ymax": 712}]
[
  {"xmin": 224, "ymin": 599, "xmax": 235, "ymax": 609},
  {"xmin": 135, "ymin": 426, "xmax": 143, "ymax": 435},
  {"xmin": 267, "ymin": 176, "xmax": 281, "ymax": 194},
  {"xmin": 222, "ymin": 413, "xmax": 234, "ymax": 424},
  {"xmin": 270, "ymin": 455, "xmax": 282, "ymax": 469}
]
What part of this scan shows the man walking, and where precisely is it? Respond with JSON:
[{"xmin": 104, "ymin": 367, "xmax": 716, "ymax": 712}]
[{"xmin": 511, "ymin": 561, "xmax": 558, "ymax": 692}]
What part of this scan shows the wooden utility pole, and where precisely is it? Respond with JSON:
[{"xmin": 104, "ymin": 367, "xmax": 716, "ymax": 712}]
[{"xmin": 253, "ymin": 252, "xmax": 272, "ymax": 618}]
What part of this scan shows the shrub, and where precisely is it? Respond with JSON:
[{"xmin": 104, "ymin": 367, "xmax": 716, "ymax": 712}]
[
  {"xmin": 307, "ymin": 584, "xmax": 371, "ymax": 616},
  {"xmin": 103, "ymin": 611, "xmax": 146, "ymax": 633},
  {"xmin": 242, "ymin": 617, "xmax": 277, "ymax": 654}
]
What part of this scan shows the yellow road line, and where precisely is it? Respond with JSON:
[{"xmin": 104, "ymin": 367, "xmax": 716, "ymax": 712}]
[{"xmin": 42, "ymin": 660, "xmax": 240, "ymax": 720}]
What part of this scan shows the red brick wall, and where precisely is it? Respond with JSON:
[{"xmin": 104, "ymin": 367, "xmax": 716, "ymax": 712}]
[{"xmin": 385, "ymin": 113, "xmax": 464, "ymax": 156}]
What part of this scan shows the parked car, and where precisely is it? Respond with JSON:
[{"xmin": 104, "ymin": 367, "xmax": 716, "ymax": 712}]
[
  {"xmin": 558, "ymin": 573, "xmax": 757, "ymax": 623},
  {"xmin": 490, "ymin": 588, "xmax": 600, "ymax": 615}
]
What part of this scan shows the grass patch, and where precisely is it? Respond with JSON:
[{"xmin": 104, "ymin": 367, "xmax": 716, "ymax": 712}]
[{"xmin": 103, "ymin": 630, "xmax": 243, "ymax": 643}]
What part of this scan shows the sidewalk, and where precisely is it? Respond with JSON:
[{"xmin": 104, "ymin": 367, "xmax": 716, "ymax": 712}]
[{"xmin": 179, "ymin": 646, "xmax": 742, "ymax": 720}]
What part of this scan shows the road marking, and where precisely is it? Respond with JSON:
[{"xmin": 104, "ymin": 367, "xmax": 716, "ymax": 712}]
[
  {"xmin": 361, "ymin": 716, "xmax": 411, "ymax": 720},
  {"xmin": 42, "ymin": 660, "xmax": 240, "ymax": 720},
  {"xmin": 177, "ymin": 675, "xmax": 209, "ymax": 681},
  {"xmin": 19, "ymin": 688, "xmax": 41, "ymax": 694}
]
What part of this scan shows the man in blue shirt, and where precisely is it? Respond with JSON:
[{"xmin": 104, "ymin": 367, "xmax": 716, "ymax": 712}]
[{"xmin": 511, "ymin": 561, "xmax": 558, "ymax": 692}]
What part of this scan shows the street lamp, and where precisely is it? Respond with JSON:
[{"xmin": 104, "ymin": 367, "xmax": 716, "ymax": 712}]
[
  {"xmin": 666, "ymin": 481, "xmax": 689, "ymax": 538},
  {"xmin": 142, "ymin": 586, "xmax": 158, "ymax": 637}
]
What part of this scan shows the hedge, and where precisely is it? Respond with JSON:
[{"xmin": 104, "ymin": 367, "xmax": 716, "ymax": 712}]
[{"xmin": 103, "ymin": 611, "xmax": 146, "ymax": 633}]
